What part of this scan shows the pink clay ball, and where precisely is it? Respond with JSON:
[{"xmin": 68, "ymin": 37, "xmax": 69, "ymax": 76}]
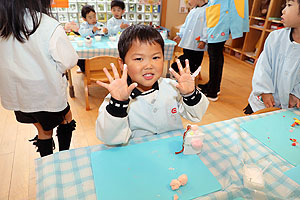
[
  {"xmin": 178, "ymin": 174, "xmax": 188, "ymax": 186},
  {"xmin": 191, "ymin": 139, "xmax": 203, "ymax": 150},
  {"xmin": 170, "ymin": 179, "xmax": 181, "ymax": 190}
]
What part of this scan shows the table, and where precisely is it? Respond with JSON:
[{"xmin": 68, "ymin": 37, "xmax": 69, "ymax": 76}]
[
  {"xmin": 35, "ymin": 109, "xmax": 300, "ymax": 200},
  {"xmin": 67, "ymin": 36, "xmax": 177, "ymax": 97}
]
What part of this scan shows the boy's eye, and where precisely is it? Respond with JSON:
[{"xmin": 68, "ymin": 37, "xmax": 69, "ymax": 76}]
[
  {"xmin": 153, "ymin": 56, "xmax": 161, "ymax": 60},
  {"xmin": 134, "ymin": 58, "xmax": 143, "ymax": 61}
]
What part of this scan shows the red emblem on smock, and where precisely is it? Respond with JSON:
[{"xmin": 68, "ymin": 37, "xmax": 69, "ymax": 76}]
[
  {"xmin": 171, "ymin": 108, "xmax": 177, "ymax": 114},
  {"xmin": 221, "ymin": 32, "xmax": 225, "ymax": 36}
]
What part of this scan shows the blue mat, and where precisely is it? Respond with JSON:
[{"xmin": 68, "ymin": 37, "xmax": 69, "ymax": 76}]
[
  {"xmin": 240, "ymin": 110, "xmax": 300, "ymax": 165},
  {"xmin": 91, "ymin": 136, "xmax": 222, "ymax": 200}
]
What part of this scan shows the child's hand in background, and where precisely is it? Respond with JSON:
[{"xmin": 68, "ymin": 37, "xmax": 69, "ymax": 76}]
[
  {"xmin": 120, "ymin": 22, "xmax": 129, "ymax": 29},
  {"xmin": 96, "ymin": 64, "xmax": 137, "ymax": 101},
  {"xmin": 102, "ymin": 27, "xmax": 108, "ymax": 34},
  {"xmin": 173, "ymin": 35, "xmax": 181, "ymax": 43},
  {"xmin": 261, "ymin": 93, "xmax": 275, "ymax": 108},
  {"xmin": 93, "ymin": 26, "xmax": 99, "ymax": 33},
  {"xmin": 289, "ymin": 94, "xmax": 300, "ymax": 108},
  {"xmin": 197, "ymin": 41, "xmax": 206, "ymax": 49},
  {"xmin": 169, "ymin": 59, "xmax": 195, "ymax": 95}
]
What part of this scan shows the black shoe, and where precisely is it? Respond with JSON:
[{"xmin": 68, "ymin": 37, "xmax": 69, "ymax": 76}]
[
  {"xmin": 198, "ymin": 83, "xmax": 208, "ymax": 90},
  {"xmin": 203, "ymin": 92, "xmax": 219, "ymax": 101},
  {"xmin": 198, "ymin": 83, "xmax": 220, "ymax": 95}
]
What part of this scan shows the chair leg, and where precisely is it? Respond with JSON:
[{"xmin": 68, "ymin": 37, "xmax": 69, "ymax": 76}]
[{"xmin": 84, "ymin": 78, "xmax": 90, "ymax": 110}]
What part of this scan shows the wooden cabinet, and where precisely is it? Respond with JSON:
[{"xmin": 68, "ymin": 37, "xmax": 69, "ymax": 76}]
[{"xmin": 224, "ymin": 0, "xmax": 285, "ymax": 65}]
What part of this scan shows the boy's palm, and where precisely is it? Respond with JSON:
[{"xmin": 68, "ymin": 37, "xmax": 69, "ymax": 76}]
[
  {"xmin": 169, "ymin": 59, "xmax": 195, "ymax": 95},
  {"xmin": 96, "ymin": 64, "xmax": 137, "ymax": 101}
]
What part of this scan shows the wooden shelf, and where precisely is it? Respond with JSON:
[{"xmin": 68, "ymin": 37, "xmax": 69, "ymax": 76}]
[{"xmin": 224, "ymin": 0, "xmax": 286, "ymax": 66}]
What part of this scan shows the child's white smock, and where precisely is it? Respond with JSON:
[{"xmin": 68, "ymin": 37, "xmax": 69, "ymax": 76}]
[{"xmin": 249, "ymin": 28, "xmax": 300, "ymax": 112}]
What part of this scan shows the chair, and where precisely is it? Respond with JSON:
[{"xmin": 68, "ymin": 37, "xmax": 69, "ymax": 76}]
[{"xmin": 84, "ymin": 56, "xmax": 121, "ymax": 110}]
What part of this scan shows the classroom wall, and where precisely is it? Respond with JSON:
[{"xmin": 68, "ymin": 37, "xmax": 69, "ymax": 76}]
[{"xmin": 164, "ymin": 0, "xmax": 188, "ymax": 30}]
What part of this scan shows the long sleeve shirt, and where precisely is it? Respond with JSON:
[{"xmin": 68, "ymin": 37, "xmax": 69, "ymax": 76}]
[
  {"xmin": 248, "ymin": 28, "xmax": 300, "ymax": 112},
  {"xmin": 107, "ymin": 17, "xmax": 129, "ymax": 35},
  {"xmin": 177, "ymin": 4, "xmax": 208, "ymax": 51},
  {"xmin": 206, "ymin": 0, "xmax": 249, "ymax": 43},
  {"xmin": 0, "ymin": 13, "xmax": 78, "ymax": 112},
  {"xmin": 78, "ymin": 21, "xmax": 106, "ymax": 37},
  {"xmin": 96, "ymin": 78, "xmax": 209, "ymax": 145}
]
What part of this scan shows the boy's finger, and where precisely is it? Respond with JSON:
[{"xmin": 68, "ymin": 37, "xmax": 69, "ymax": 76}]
[
  {"xmin": 103, "ymin": 67, "xmax": 114, "ymax": 82},
  {"xmin": 176, "ymin": 59, "xmax": 184, "ymax": 74},
  {"xmin": 96, "ymin": 80, "xmax": 109, "ymax": 89},
  {"xmin": 128, "ymin": 82, "xmax": 138, "ymax": 93},
  {"xmin": 110, "ymin": 63, "xmax": 120, "ymax": 79},
  {"xmin": 184, "ymin": 59, "xmax": 191, "ymax": 74},
  {"xmin": 169, "ymin": 67, "xmax": 180, "ymax": 80},
  {"xmin": 121, "ymin": 64, "xmax": 128, "ymax": 80}
]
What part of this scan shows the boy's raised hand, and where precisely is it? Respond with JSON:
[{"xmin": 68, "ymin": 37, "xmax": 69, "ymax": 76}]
[
  {"xmin": 96, "ymin": 64, "xmax": 137, "ymax": 101},
  {"xmin": 169, "ymin": 59, "xmax": 195, "ymax": 95}
]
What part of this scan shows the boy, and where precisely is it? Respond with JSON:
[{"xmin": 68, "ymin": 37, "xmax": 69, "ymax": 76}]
[
  {"xmin": 78, "ymin": 5, "xmax": 108, "ymax": 38},
  {"xmin": 172, "ymin": 0, "xmax": 208, "ymax": 74},
  {"xmin": 95, "ymin": 25, "xmax": 209, "ymax": 145},
  {"xmin": 77, "ymin": 5, "xmax": 108, "ymax": 72},
  {"xmin": 107, "ymin": 0, "xmax": 129, "ymax": 35},
  {"xmin": 244, "ymin": 0, "xmax": 300, "ymax": 114}
]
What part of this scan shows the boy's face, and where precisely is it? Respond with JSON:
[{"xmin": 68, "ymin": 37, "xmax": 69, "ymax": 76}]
[
  {"xmin": 282, "ymin": 0, "xmax": 300, "ymax": 28},
  {"xmin": 121, "ymin": 40, "xmax": 164, "ymax": 92},
  {"xmin": 111, "ymin": 6, "xmax": 124, "ymax": 19},
  {"xmin": 84, "ymin": 11, "xmax": 97, "ymax": 25}
]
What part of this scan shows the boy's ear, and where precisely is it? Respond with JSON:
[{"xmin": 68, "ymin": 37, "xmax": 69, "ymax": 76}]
[
  {"xmin": 82, "ymin": 17, "xmax": 87, "ymax": 22},
  {"xmin": 118, "ymin": 58, "xmax": 124, "ymax": 71},
  {"xmin": 122, "ymin": 10, "xmax": 125, "ymax": 14}
]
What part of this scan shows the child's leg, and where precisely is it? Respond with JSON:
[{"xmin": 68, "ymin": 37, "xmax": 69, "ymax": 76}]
[
  {"xmin": 77, "ymin": 59, "xmax": 85, "ymax": 72},
  {"xmin": 207, "ymin": 41, "xmax": 225, "ymax": 94},
  {"xmin": 33, "ymin": 123, "xmax": 54, "ymax": 157},
  {"xmin": 56, "ymin": 110, "xmax": 76, "ymax": 151}
]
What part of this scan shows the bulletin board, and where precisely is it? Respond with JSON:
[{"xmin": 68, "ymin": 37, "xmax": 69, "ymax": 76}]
[{"xmin": 51, "ymin": 0, "xmax": 162, "ymax": 26}]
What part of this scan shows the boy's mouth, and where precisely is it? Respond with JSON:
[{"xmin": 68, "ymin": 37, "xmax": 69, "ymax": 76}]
[{"xmin": 143, "ymin": 73, "xmax": 154, "ymax": 80}]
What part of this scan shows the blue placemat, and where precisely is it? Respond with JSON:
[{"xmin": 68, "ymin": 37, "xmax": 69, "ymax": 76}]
[
  {"xmin": 91, "ymin": 136, "xmax": 222, "ymax": 200},
  {"xmin": 240, "ymin": 110, "xmax": 300, "ymax": 165}
]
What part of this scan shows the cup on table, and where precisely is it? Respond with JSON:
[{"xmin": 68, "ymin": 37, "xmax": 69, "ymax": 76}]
[
  {"xmin": 95, "ymin": 35, "xmax": 101, "ymax": 42},
  {"xmin": 84, "ymin": 38, "xmax": 93, "ymax": 47},
  {"xmin": 68, "ymin": 35, "xmax": 75, "ymax": 41},
  {"xmin": 77, "ymin": 40, "xmax": 84, "ymax": 47},
  {"xmin": 109, "ymin": 36, "xmax": 116, "ymax": 42}
]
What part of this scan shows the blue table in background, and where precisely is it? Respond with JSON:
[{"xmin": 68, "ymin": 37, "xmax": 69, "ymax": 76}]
[{"xmin": 35, "ymin": 109, "xmax": 300, "ymax": 200}]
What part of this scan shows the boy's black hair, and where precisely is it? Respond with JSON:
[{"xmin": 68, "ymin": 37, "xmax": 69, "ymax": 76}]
[
  {"xmin": 118, "ymin": 25, "xmax": 164, "ymax": 62},
  {"xmin": 111, "ymin": 0, "xmax": 125, "ymax": 10},
  {"xmin": 0, "ymin": 0, "xmax": 52, "ymax": 42},
  {"xmin": 81, "ymin": 5, "xmax": 96, "ymax": 18}
]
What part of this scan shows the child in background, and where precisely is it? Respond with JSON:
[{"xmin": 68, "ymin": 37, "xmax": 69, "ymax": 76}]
[
  {"xmin": 198, "ymin": 0, "xmax": 249, "ymax": 101},
  {"xmin": 244, "ymin": 0, "xmax": 300, "ymax": 114},
  {"xmin": 78, "ymin": 5, "xmax": 108, "ymax": 37},
  {"xmin": 172, "ymin": 0, "xmax": 208, "ymax": 73},
  {"xmin": 107, "ymin": 0, "xmax": 130, "ymax": 36},
  {"xmin": 78, "ymin": 5, "xmax": 108, "ymax": 72},
  {"xmin": 95, "ymin": 25, "xmax": 209, "ymax": 145},
  {"xmin": 0, "ymin": 0, "xmax": 78, "ymax": 157}
]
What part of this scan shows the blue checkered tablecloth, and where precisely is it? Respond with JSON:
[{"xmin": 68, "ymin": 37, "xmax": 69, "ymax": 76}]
[
  {"xmin": 35, "ymin": 109, "xmax": 300, "ymax": 200},
  {"xmin": 71, "ymin": 36, "xmax": 177, "ymax": 61}
]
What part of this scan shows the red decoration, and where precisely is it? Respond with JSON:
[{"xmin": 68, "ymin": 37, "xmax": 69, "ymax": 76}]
[
  {"xmin": 171, "ymin": 108, "xmax": 177, "ymax": 114},
  {"xmin": 175, "ymin": 125, "xmax": 191, "ymax": 154}
]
